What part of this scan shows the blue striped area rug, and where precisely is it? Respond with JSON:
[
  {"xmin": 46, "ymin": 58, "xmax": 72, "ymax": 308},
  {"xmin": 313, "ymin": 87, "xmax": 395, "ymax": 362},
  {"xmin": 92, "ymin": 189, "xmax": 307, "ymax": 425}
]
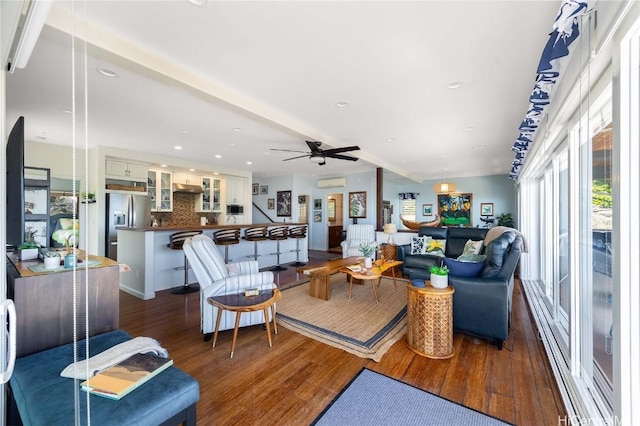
[{"xmin": 313, "ymin": 368, "xmax": 512, "ymax": 425}]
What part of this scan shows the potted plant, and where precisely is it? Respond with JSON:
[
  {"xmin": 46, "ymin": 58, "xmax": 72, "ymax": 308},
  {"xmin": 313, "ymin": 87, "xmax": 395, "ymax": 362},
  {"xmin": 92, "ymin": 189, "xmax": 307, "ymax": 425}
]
[
  {"xmin": 18, "ymin": 241, "xmax": 40, "ymax": 261},
  {"xmin": 359, "ymin": 242, "xmax": 378, "ymax": 269},
  {"xmin": 43, "ymin": 250, "xmax": 61, "ymax": 269},
  {"xmin": 429, "ymin": 264, "xmax": 449, "ymax": 289},
  {"xmin": 496, "ymin": 212, "xmax": 515, "ymax": 228},
  {"xmin": 81, "ymin": 192, "xmax": 96, "ymax": 202}
]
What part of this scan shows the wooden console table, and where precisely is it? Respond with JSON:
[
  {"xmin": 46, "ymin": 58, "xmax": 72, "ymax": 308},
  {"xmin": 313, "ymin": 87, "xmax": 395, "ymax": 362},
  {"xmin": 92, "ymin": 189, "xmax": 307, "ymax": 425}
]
[
  {"xmin": 6, "ymin": 251, "xmax": 120, "ymax": 357},
  {"xmin": 297, "ymin": 256, "xmax": 361, "ymax": 300},
  {"xmin": 406, "ymin": 283, "xmax": 455, "ymax": 359}
]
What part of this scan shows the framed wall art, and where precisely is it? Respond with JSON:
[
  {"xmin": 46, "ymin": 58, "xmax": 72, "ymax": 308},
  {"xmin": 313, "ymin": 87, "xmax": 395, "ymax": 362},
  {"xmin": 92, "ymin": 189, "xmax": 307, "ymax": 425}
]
[
  {"xmin": 437, "ymin": 193, "xmax": 472, "ymax": 226},
  {"xmin": 314, "ymin": 211, "xmax": 322, "ymax": 222},
  {"xmin": 267, "ymin": 198, "xmax": 275, "ymax": 210},
  {"xmin": 480, "ymin": 202, "xmax": 494, "ymax": 216},
  {"xmin": 277, "ymin": 190, "xmax": 292, "ymax": 217},
  {"xmin": 422, "ymin": 204, "xmax": 433, "ymax": 216},
  {"xmin": 252, "ymin": 182, "xmax": 259, "ymax": 195},
  {"xmin": 348, "ymin": 191, "xmax": 366, "ymax": 219},
  {"xmin": 260, "ymin": 185, "xmax": 268, "ymax": 195},
  {"xmin": 314, "ymin": 199, "xmax": 322, "ymax": 210}
]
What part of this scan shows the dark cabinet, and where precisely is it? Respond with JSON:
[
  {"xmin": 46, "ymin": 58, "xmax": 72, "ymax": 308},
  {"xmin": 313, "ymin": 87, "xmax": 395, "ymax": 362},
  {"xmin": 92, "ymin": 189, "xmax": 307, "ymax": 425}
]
[{"xmin": 328, "ymin": 225, "xmax": 343, "ymax": 248}]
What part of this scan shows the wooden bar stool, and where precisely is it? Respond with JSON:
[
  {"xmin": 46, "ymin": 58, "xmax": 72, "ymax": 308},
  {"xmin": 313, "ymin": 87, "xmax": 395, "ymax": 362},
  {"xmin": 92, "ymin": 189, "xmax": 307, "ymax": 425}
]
[
  {"xmin": 213, "ymin": 228, "xmax": 241, "ymax": 263},
  {"xmin": 167, "ymin": 230, "xmax": 203, "ymax": 294},
  {"xmin": 268, "ymin": 226, "xmax": 289, "ymax": 271},
  {"xmin": 288, "ymin": 225, "xmax": 307, "ymax": 266},
  {"xmin": 243, "ymin": 226, "xmax": 268, "ymax": 261}
]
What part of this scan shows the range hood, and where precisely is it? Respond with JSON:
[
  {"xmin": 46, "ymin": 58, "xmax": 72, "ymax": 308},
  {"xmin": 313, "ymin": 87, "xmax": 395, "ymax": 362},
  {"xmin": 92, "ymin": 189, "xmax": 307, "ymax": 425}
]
[{"xmin": 172, "ymin": 183, "xmax": 204, "ymax": 194}]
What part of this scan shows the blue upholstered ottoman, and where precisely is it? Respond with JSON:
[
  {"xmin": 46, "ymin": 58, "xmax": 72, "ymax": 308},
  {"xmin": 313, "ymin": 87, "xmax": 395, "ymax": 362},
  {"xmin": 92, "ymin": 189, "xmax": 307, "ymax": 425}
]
[{"xmin": 9, "ymin": 330, "xmax": 199, "ymax": 426}]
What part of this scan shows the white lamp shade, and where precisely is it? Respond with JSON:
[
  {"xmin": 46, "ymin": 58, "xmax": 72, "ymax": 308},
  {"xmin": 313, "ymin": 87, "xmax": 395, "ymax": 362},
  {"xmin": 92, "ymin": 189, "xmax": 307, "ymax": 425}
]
[
  {"xmin": 383, "ymin": 223, "xmax": 397, "ymax": 234},
  {"xmin": 433, "ymin": 182, "xmax": 457, "ymax": 193}
]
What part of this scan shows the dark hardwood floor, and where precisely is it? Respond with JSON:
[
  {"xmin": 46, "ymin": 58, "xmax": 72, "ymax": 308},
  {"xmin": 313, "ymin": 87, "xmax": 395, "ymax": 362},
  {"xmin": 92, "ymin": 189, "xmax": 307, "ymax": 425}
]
[{"xmin": 119, "ymin": 250, "xmax": 566, "ymax": 425}]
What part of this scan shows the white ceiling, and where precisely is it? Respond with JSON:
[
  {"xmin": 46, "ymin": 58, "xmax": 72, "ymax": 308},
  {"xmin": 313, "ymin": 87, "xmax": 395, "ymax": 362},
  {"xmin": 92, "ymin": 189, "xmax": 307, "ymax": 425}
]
[{"xmin": 6, "ymin": 1, "xmax": 561, "ymax": 183}]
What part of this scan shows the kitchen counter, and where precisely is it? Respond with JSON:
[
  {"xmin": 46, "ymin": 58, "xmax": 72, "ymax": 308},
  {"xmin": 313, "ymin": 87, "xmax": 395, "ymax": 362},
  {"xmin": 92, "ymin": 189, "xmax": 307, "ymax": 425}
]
[
  {"xmin": 117, "ymin": 222, "xmax": 307, "ymax": 232},
  {"xmin": 117, "ymin": 223, "xmax": 308, "ymax": 300}
]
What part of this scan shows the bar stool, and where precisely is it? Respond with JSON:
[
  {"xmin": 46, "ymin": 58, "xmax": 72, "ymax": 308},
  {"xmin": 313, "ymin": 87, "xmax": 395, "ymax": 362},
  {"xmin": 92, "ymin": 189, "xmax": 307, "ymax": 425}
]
[
  {"xmin": 243, "ymin": 226, "xmax": 268, "ymax": 261},
  {"xmin": 167, "ymin": 230, "xmax": 203, "ymax": 294},
  {"xmin": 268, "ymin": 226, "xmax": 289, "ymax": 271},
  {"xmin": 213, "ymin": 228, "xmax": 241, "ymax": 264},
  {"xmin": 288, "ymin": 225, "xmax": 307, "ymax": 266}
]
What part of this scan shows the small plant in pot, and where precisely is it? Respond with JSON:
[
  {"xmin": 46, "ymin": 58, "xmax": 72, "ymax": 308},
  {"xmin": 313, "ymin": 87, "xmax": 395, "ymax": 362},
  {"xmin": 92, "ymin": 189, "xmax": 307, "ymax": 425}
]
[
  {"xmin": 429, "ymin": 264, "xmax": 449, "ymax": 289},
  {"xmin": 359, "ymin": 242, "xmax": 378, "ymax": 269},
  {"xmin": 18, "ymin": 241, "xmax": 40, "ymax": 261},
  {"xmin": 43, "ymin": 250, "xmax": 61, "ymax": 269}
]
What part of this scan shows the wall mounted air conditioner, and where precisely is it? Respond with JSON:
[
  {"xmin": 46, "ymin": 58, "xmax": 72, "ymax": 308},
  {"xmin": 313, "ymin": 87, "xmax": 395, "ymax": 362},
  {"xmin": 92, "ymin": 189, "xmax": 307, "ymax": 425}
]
[{"xmin": 316, "ymin": 177, "xmax": 346, "ymax": 189}]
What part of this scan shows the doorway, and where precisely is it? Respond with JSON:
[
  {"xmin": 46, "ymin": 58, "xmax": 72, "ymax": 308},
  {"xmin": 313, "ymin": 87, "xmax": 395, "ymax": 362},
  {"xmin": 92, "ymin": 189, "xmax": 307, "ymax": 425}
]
[{"xmin": 327, "ymin": 193, "xmax": 343, "ymax": 253}]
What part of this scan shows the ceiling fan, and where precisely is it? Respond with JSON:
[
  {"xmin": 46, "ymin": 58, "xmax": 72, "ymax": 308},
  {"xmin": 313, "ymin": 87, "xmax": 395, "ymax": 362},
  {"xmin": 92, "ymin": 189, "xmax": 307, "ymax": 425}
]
[{"xmin": 270, "ymin": 141, "xmax": 360, "ymax": 165}]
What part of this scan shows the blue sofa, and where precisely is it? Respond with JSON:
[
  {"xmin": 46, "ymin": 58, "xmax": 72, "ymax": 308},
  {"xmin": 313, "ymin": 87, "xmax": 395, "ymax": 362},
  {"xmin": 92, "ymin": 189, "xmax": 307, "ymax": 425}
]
[{"xmin": 397, "ymin": 227, "xmax": 523, "ymax": 349}]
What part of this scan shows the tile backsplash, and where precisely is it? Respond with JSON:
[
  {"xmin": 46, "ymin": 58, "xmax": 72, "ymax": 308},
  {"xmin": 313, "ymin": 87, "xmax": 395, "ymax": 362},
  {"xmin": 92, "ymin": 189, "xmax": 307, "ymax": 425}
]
[{"xmin": 153, "ymin": 193, "xmax": 218, "ymax": 226}]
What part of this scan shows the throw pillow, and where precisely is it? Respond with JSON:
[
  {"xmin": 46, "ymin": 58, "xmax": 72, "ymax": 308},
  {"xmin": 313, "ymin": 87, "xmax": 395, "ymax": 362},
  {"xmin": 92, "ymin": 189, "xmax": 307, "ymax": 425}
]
[
  {"xmin": 444, "ymin": 257, "xmax": 485, "ymax": 277},
  {"xmin": 462, "ymin": 239, "xmax": 483, "ymax": 256},
  {"xmin": 457, "ymin": 254, "xmax": 487, "ymax": 262},
  {"xmin": 410, "ymin": 236, "xmax": 426, "ymax": 255},
  {"xmin": 424, "ymin": 239, "xmax": 446, "ymax": 257}
]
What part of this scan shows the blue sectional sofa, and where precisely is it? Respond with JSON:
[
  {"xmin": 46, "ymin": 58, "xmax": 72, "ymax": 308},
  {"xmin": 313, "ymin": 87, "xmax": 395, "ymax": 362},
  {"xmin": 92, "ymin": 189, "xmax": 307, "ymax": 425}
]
[{"xmin": 397, "ymin": 226, "xmax": 523, "ymax": 349}]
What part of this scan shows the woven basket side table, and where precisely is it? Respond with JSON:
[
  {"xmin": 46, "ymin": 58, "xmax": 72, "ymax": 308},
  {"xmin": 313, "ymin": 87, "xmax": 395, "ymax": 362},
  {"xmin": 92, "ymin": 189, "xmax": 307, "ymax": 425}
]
[{"xmin": 405, "ymin": 283, "xmax": 455, "ymax": 359}]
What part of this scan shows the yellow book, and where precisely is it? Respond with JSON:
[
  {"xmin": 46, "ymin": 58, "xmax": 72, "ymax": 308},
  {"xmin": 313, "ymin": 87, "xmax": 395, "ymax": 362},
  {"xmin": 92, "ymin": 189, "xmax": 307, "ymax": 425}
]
[{"xmin": 81, "ymin": 353, "xmax": 173, "ymax": 400}]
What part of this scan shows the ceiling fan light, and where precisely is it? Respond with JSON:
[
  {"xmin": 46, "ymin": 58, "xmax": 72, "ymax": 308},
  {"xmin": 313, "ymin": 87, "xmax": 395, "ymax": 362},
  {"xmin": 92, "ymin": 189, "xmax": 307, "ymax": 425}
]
[{"xmin": 309, "ymin": 155, "xmax": 325, "ymax": 164}]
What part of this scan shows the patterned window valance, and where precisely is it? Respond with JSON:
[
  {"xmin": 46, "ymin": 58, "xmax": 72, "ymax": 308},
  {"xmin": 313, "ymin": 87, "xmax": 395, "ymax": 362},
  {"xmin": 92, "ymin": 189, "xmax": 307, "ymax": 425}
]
[
  {"xmin": 399, "ymin": 193, "xmax": 419, "ymax": 200},
  {"xmin": 509, "ymin": 0, "xmax": 590, "ymax": 179}
]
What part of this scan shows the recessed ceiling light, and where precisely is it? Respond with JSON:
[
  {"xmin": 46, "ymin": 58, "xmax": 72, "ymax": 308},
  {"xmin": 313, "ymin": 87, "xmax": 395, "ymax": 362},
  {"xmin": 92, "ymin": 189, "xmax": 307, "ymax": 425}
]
[
  {"xmin": 160, "ymin": 164, "xmax": 168, "ymax": 168},
  {"xmin": 180, "ymin": 129, "xmax": 189, "ymax": 134},
  {"xmin": 246, "ymin": 161, "xmax": 252, "ymax": 165},
  {"xmin": 335, "ymin": 101, "xmax": 349, "ymax": 108},
  {"xmin": 386, "ymin": 138, "xmax": 395, "ymax": 143},
  {"xmin": 232, "ymin": 127, "xmax": 242, "ymax": 132},
  {"xmin": 174, "ymin": 146, "xmax": 182, "ymax": 150},
  {"xmin": 188, "ymin": 0, "xmax": 207, "ymax": 6},
  {"xmin": 215, "ymin": 155, "xmax": 222, "ymax": 159},
  {"xmin": 213, "ymin": 172, "xmax": 219, "ymax": 175},
  {"xmin": 189, "ymin": 168, "xmax": 195, "ymax": 172},
  {"xmin": 96, "ymin": 67, "xmax": 118, "ymax": 78},
  {"xmin": 447, "ymin": 81, "xmax": 463, "ymax": 89},
  {"xmin": 62, "ymin": 108, "xmax": 72, "ymax": 114},
  {"xmin": 472, "ymin": 145, "xmax": 487, "ymax": 150},
  {"xmin": 35, "ymin": 136, "xmax": 46, "ymax": 140},
  {"xmin": 464, "ymin": 126, "xmax": 475, "ymax": 131}
]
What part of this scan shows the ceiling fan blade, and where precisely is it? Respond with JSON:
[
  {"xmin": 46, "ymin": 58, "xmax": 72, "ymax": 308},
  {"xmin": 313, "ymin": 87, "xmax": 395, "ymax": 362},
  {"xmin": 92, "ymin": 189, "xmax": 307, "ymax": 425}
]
[
  {"xmin": 283, "ymin": 155, "xmax": 311, "ymax": 161},
  {"xmin": 270, "ymin": 148, "xmax": 308, "ymax": 154},
  {"xmin": 306, "ymin": 141, "xmax": 323, "ymax": 152},
  {"xmin": 321, "ymin": 146, "xmax": 360, "ymax": 155},
  {"xmin": 325, "ymin": 153, "xmax": 359, "ymax": 161}
]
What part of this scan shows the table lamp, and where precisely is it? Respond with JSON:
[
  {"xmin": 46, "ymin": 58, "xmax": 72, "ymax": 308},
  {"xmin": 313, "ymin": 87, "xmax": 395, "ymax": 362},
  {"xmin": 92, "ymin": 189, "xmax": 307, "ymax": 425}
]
[{"xmin": 383, "ymin": 223, "xmax": 397, "ymax": 245}]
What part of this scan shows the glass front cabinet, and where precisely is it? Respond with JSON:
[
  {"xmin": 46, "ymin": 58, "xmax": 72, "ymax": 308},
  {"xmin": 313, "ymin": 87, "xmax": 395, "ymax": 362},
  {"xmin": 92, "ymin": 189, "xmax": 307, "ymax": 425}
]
[
  {"xmin": 148, "ymin": 169, "xmax": 173, "ymax": 212},
  {"xmin": 198, "ymin": 176, "xmax": 221, "ymax": 213}
]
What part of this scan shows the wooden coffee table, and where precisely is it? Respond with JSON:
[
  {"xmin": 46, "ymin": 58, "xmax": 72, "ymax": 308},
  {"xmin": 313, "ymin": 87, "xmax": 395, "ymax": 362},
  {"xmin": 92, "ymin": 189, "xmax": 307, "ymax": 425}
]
[
  {"xmin": 297, "ymin": 256, "xmax": 362, "ymax": 300},
  {"xmin": 341, "ymin": 260, "xmax": 403, "ymax": 303}
]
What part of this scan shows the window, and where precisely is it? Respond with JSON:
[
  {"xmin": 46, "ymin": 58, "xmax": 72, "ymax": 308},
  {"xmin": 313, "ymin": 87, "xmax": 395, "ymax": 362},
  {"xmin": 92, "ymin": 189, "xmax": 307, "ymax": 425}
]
[{"xmin": 401, "ymin": 199, "xmax": 416, "ymax": 221}]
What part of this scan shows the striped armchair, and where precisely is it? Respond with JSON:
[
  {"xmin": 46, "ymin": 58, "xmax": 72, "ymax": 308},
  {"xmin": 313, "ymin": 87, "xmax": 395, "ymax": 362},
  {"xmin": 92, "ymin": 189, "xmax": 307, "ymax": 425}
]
[
  {"xmin": 183, "ymin": 234, "xmax": 276, "ymax": 337},
  {"xmin": 340, "ymin": 224, "xmax": 376, "ymax": 258}
]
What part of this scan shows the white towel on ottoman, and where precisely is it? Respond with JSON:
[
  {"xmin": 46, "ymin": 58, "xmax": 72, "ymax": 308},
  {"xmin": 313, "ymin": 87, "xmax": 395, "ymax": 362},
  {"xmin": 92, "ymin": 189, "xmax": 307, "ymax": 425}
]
[{"xmin": 60, "ymin": 336, "xmax": 168, "ymax": 380}]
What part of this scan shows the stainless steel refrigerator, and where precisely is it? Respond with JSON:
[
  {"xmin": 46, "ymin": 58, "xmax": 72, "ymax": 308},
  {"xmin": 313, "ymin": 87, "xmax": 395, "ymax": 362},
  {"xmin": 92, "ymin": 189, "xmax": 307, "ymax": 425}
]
[{"xmin": 105, "ymin": 192, "xmax": 151, "ymax": 260}]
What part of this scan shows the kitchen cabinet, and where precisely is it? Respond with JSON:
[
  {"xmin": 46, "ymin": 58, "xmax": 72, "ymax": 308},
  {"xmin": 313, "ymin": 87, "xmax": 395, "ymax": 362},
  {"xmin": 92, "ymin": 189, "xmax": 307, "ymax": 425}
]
[
  {"xmin": 173, "ymin": 172, "xmax": 201, "ymax": 185},
  {"xmin": 225, "ymin": 177, "xmax": 244, "ymax": 204},
  {"xmin": 148, "ymin": 169, "xmax": 173, "ymax": 212},
  {"xmin": 198, "ymin": 176, "xmax": 221, "ymax": 212},
  {"xmin": 105, "ymin": 159, "xmax": 147, "ymax": 182}
]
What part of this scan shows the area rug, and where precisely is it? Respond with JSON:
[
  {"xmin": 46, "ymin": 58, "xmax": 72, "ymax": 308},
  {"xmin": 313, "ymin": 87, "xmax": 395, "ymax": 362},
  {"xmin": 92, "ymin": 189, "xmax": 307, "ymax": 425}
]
[
  {"xmin": 276, "ymin": 274, "xmax": 407, "ymax": 362},
  {"xmin": 312, "ymin": 368, "xmax": 512, "ymax": 425}
]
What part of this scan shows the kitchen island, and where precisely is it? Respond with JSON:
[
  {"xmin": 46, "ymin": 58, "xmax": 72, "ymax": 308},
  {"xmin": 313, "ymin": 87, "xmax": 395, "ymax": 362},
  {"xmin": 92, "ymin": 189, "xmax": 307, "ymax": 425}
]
[{"xmin": 117, "ymin": 223, "xmax": 308, "ymax": 299}]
